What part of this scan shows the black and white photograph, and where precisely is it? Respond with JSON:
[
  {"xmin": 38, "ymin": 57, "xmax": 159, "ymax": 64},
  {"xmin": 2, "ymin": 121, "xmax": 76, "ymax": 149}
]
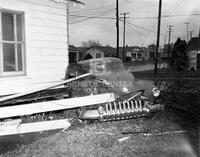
[{"xmin": 0, "ymin": 0, "xmax": 200, "ymax": 156}]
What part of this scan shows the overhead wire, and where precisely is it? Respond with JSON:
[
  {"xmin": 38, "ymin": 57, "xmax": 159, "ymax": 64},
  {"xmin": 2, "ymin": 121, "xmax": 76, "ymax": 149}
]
[
  {"xmin": 70, "ymin": 0, "xmax": 131, "ymax": 24},
  {"xmin": 69, "ymin": 15, "xmax": 116, "ymax": 20},
  {"xmin": 70, "ymin": 0, "xmax": 129, "ymax": 14},
  {"xmin": 130, "ymin": 13, "xmax": 200, "ymax": 20},
  {"xmin": 70, "ymin": 9, "xmax": 115, "ymax": 24},
  {"xmin": 125, "ymin": 21, "xmax": 156, "ymax": 44},
  {"xmin": 136, "ymin": 0, "xmax": 154, "ymax": 46}
]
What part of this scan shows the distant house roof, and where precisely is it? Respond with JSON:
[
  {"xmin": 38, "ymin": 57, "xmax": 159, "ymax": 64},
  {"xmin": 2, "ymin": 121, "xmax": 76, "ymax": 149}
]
[
  {"xmin": 70, "ymin": 0, "xmax": 85, "ymax": 5},
  {"xmin": 141, "ymin": 47, "xmax": 150, "ymax": 53},
  {"xmin": 124, "ymin": 46, "xmax": 141, "ymax": 52},
  {"xmin": 54, "ymin": 0, "xmax": 85, "ymax": 5},
  {"xmin": 121, "ymin": 46, "xmax": 148, "ymax": 53},
  {"xmin": 187, "ymin": 37, "xmax": 200, "ymax": 51}
]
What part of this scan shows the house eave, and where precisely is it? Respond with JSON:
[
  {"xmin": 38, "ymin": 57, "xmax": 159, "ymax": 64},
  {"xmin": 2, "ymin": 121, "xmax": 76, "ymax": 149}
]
[{"xmin": 51, "ymin": 0, "xmax": 85, "ymax": 5}]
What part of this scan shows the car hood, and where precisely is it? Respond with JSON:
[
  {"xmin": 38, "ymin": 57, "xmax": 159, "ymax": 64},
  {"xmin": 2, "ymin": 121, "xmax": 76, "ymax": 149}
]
[{"xmin": 95, "ymin": 71, "xmax": 155, "ymax": 100}]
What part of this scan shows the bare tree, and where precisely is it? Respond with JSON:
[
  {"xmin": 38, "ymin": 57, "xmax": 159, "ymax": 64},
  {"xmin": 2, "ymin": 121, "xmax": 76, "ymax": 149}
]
[{"xmin": 81, "ymin": 40, "xmax": 102, "ymax": 48}]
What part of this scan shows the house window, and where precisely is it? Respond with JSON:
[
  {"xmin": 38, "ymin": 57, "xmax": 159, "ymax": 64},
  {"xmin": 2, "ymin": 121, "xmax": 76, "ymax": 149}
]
[
  {"xmin": 96, "ymin": 53, "xmax": 101, "ymax": 58},
  {"xmin": 132, "ymin": 53, "xmax": 136, "ymax": 59},
  {"xmin": 0, "ymin": 10, "xmax": 25, "ymax": 77},
  {"xmin": 137, "ymin": 53, "xmax": 142, "ymax": 59}
]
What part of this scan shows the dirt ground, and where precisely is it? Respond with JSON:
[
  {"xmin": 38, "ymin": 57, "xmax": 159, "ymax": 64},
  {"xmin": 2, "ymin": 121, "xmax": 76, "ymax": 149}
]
[{"xmin": 1, "ymin": 112, "xmax": 199, "ymax": 157}]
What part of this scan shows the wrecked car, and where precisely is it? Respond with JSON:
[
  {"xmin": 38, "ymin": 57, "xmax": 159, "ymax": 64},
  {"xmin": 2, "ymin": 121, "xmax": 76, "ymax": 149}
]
[{"xmin": 65, "ymin": 57, "xmax": 163, "ymax": 122}]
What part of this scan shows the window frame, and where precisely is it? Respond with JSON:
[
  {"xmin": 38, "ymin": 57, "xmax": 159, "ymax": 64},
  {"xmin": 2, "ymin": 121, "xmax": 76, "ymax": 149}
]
[
  {"xmin": 0, "ymin": 9, "xmax": 26, "ymax": 77},
  {"xmin": 137, "ymin": 53, "xmax": 142, "ymax": 59},
  {"xmin": 96, "ymin": 53, "xmax": 101, "ymax": 58}
]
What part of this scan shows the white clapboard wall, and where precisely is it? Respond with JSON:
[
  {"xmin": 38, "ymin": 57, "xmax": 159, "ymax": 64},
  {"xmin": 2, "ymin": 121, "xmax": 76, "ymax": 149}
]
[{"xmin": 0, "ymin": 0, "xmax": 69, "ymax": 96}]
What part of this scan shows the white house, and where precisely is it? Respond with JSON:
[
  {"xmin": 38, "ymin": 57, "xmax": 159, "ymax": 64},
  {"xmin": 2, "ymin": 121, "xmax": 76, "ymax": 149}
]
[
  {"xmin": 85, "ymin": 46, "xmax": 105, "ymax": 59},
  {"xmin": 187, "ymin": 37, "xmax": 200, "ymax": 70},
  {"xmin": 0, "ymin": 0, "xmax": 81, "ymax": 96},
  {"xmin": 126, "ymin": 46, "xmax": 149, "ymax": 61}
]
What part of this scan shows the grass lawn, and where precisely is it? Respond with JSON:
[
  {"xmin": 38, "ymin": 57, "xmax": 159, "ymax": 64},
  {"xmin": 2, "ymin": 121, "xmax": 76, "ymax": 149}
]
[
  {"xmin": 133, "ymin": 69, "xmax": 200, "ymax": 80},
  {"xmin": 124, "ymin": 60, "xmax": 155, "ymax": 66},
  {"xmin": 1, "ymin": 113, "xmax": 199, "ymax": 157},
  {"xmin": 133, "ymin": 70, "xmax": 155, "ymax": 79}
]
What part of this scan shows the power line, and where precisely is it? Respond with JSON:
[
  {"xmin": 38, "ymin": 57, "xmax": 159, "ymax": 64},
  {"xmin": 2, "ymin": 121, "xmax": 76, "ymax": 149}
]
[
  {"xmin": 126, "ymin": 21, "xmax": 159, "ymax": 35},
  {"xmin": 126, "ymin": 23, "xmax": 156, "ymax": 43},
  {"xmin": 70, "ymin": 14, "xmax": 165, "ymax": 39},
  {"xmin": 70, "ymin": 9, "xmax": 115, "ymax": 24},
  {"xmin": 130, "ymin": 13, "xmax": 200, "ymax": 20},
  {"xmin": 163, "ymin": 13, "xmax": 200, "ymax": 18},
  {"xmin": 69, "ymin": 15, "xmax": 116, "ymax": 20},
  {"xmin": 70, "ymin": 0, "xmax": 129, "ymax": 14},
  {"xmin": 69, "ymin": 0, "xmax": 131, "ymax": 25}
]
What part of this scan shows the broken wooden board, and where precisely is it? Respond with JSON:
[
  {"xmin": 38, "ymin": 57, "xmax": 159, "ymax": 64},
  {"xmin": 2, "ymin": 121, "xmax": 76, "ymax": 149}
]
[
  {"xmin": 0, "ymin": 73, "xmax": 91, "ymax": 103},
  {"xmin": 0, "ymin": 93, "xmax": 115, "ymax": 119},
  {"xmin": 0, "ymin": 119, "xmax": 71, "ymax": 136}
]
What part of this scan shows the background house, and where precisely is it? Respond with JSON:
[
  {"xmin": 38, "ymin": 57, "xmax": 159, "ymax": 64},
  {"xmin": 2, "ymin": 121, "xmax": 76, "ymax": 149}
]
[
  {"xmin": 125, "ymin": 46, "xmax": 150, "ymax": 62},
  {"xmin": 0, "ymin": 0, "xmax": 79, "ymax": 96},
  {"xmin": 187, "ymin": 37, "xmax": 200, "ymax": 70},
  {"xmin": 141, "ymin": 47, "xmax": 150, "ymax": 61},
  {"xmin": 85, "ymin": 46, "xmax": 116, "ymax": 60}
]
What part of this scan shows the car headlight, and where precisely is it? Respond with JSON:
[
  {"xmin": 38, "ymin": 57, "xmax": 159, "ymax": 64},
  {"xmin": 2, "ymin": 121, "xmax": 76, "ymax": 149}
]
[{"xmin": 152, "ymin": 88, "xmax": 160, "ymax": 97}]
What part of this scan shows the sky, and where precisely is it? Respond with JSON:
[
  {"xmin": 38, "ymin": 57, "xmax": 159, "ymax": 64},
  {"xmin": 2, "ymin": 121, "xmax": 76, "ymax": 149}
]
[{"xmin": 68, "ymin": 0, "xmax": 200, "ymax": 47}]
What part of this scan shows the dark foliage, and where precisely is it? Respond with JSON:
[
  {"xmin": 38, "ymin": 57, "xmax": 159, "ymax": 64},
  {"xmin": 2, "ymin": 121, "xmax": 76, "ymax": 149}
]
[
  {"xmin": 161, "ymin": 70, "xmax": 200, "ymax": 125},
  {"xmin": 125, "ymin": 57, "xmax": 131, "ymax": 63},
  {"xmin": 169, "ymin": 38, "xmax": 189, "ymax": 71}
]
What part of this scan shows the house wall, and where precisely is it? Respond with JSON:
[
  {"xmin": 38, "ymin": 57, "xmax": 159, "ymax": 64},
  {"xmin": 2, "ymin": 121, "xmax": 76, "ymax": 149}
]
[
  {"xmin": 0, "ymin": 0, "xmax": 68, "ymax": 96},
  {"xmin": 188, "ymin": 50, "xmax": 200, "ymax": 70},
  {"xmin": 126, "ymin": 51, "xmax": 143, "ymax": 61},
  {"xmin": 87, "ymin": 48, "xmax": 104, "ymax": 59},
  {"xmin": 142, "ymin": 53, "xmax": 149, "ymax": 61}
]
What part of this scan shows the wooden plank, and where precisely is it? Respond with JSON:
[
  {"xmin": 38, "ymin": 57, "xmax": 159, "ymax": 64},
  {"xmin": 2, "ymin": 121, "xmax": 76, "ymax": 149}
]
[
  {"xmin": 0, "ymin": 119, "xmax": 71, "ymax": 136},
  {"xmin": 0, "ymin": 93, "xmax": 115, "ymax": 119},
  {"xmin": 0, "ymin": 73, "xmax": 91, "ymax": 103}
]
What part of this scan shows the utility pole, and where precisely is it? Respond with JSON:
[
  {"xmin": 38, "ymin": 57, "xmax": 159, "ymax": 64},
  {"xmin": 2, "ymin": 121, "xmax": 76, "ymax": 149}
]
[
  {"xmin": 189, "ymin": 30, "xmax": 195, "ymax": 40},
  {"xmin": 116, "ymin": 0, "xmax": 119, "ymax": 58},
  {"xmin": 184, "ymin": 22, "xmax": 189, "ymax": 42},
  {"xmin": 167, "ymin": 25, "xmax": 174, "ymax": 58},
  {"xmin": 154, "ymin": 0, "xmax": 162, "ymax": 76},
  {"xmin": 120, "ymin": 12, "xmax": 129, "ymax": 62},
  {"xmin": 66, "ymin": 2, "xmax": 69, "ymax": 59}
]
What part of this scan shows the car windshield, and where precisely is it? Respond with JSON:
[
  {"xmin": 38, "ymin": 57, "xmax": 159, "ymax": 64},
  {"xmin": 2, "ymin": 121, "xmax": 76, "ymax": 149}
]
[{"xmin": 109, "ymin": 62, "xmax": 125, "ymax": 72}]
